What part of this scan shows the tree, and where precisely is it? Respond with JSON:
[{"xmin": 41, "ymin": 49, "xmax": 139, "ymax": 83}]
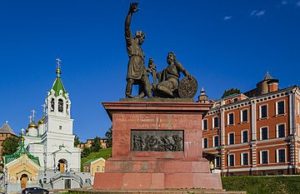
[
  {"xmin": 3, "ymin": 136, "xmax": 20, "ymax": 155},
  {"xmin": 74, "ymin": 134, "xmax": 81, "ymax": 147},
  {"xmin": 222, "ymin": 88, "xmax": 241, "ymax": 98},
  {"xmin": 105, "ymin": 127, "xmax": 112, "ymax": 148},
  {"xmin": 91, "ymin": 136, "xmax": 101, "ymax": 152},
  {"xmin": 81, "ymin": 147, "xmax": 91, "ymax": 158}
]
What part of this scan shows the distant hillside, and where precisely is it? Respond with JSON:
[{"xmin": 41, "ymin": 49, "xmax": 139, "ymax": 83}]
[{"xmin": 81, "ymin": 148, "xmax": 112, "ymax": 170}]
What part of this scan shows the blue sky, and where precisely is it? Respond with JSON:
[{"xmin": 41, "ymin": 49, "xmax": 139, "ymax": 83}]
[{"xmin": 1, "ymin": 0, "xmax": 300, "ymax": 141}]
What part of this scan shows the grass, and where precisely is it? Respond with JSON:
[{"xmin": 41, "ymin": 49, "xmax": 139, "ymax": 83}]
[
  {"xmin": 81, "ymin": 148, "xmax": 112, "ymax": 170},
  {"xmin": 222, "ymin": 175, "xmax": 300, "ymax": 194}
]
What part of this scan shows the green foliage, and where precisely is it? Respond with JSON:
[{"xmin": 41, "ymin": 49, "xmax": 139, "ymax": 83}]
[
  {"xmin": 81, "ymin": 147, "xmax": 91, "ymax": 158},
  {"xmin": 222, "ymin": 88, "xmax": 241, "ymax": 98},
  {"xmin": 91, "ymin": 136, "xmax": 101, "ymax": 152},
  {"xmin": 81, "ymin": 147, "xmax": 112, "ymax": 171},
  {"xmin": 222, "ymin": 176, "xmax": 300, "ymax": 194},
  {"xmin": 3, "ymin": 136, "xmax": 20, "ymax": 155},
  {"xmin": 105, "ymin": 127, "xmax": 112, "ymax": 148},
  {"xmin": 74, "ymin": 134, "xmax": 81, "ymax": 147}
]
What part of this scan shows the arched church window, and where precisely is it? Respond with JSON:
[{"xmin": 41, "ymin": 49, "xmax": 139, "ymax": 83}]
[
  {"xmin": 58, "ymin": 99, "xmax": 64, "ymax": 112},
  {"xmin": 51, "ymin": 98, "xmax": 55, "ymax": 112}
]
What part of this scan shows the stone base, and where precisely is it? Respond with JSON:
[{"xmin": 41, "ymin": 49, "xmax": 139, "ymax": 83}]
[
  {"xmin": 94, "ymin": 101, "xmax": 222, "ymax": 191},
  {"xmin": 93, "ymin": 172, "xmax": 222, "ymax": 190}
]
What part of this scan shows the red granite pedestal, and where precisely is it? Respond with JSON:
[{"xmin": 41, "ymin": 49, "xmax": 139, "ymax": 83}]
[{"xmin": 93, "ymin": 101, "xmax": 222, "ymax": 190}]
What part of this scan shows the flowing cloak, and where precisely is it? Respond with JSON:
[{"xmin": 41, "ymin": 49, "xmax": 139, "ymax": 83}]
[{"xmin": 126, "ymin": 38, "xmax": 146, "ymax": 80}]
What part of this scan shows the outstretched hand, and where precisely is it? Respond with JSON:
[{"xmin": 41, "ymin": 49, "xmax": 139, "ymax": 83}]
[{"xmin": 129, "ymin": 2, "xmax": 139, "ymax": 13}]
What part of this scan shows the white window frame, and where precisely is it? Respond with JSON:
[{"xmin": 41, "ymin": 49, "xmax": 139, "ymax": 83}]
[
  {"xmin": 227, "ymin": 153, "xmax": 235, "ymax": 167},
  {"xmin": 228, "ymin": 132, "xmax": 235, "ymax": 145},
  {"xmin": 227, "ymin": 112, "xmax": 234, "ymax": 125},
  {"xmin": 276, "ymin": 123, "xmax": 286, "ymax": 138},
  {"xmin": 203, "ymin": 138, "xmax": 208, "ymax": 148},
  {"xmin": 241, "ymin": 129, "xmax": 249, "ymax": 143},
  {"xmin": 241, "ymin": 152, "xmax": 249, "ymax": 166},
  {"xmin": 276, "ymin": 148, "xmax": 286, "ymax": 163},
  {"xmin": 214, "ymin": 156, "xmax": 221, "ymax": 168},
  {"xmin": 276, "ymin": 100, "xmax": 285, "ymax": 115},
  {"xmin": 213, "ymin": 135, "xmax": 219, "ymax": 147},
  {"xmin": 260, "ymin": 150, "xmax": 269, "ymax": 164},
  {"xmin": 260, "ymin": 126, "xmax": 269, "ymax": 140},
  {"xmin": 213, "ymin": 116, "xmax": 219, "ymax": 128},
  {"xmin": 202, "ymin": 119, "xmax": 208, "ymax": 130},
  {"xmin": 259, "ymin": 104, "xmax": 268, "ymax": 119},
  {"xmin": 240, "ymin": 109, "xmax": 249, "ymax": 123}
]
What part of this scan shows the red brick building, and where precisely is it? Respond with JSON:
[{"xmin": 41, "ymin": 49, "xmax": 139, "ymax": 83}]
[{"xmin": 202, "ymin": 73, "xmax": 300, "ymax": 175}]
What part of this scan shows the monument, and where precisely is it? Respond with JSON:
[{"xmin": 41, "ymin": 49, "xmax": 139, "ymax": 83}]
[{"xmin": 93, "ymin": 3, "xmax": 222, "ymax": 191}]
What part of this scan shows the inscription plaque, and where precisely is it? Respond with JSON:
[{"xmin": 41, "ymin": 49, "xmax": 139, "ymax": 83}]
[{"xmin": 131, "ymin": 130, "xmax": 184, "ymax": 151}]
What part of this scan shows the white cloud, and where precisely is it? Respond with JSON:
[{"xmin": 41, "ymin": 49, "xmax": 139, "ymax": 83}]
[
  {"xmin": 297, "ymin": 1, "xmax": 300, "ymax": 6},
  {"xmin": 223, "ymin": 16, "xmax": 232, "ymax": 21},
  {"xmin": 250, "ymin": 10, "xmax": 266, "ymax": 17}
]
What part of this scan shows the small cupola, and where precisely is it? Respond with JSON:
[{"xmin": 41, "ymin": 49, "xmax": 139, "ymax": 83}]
[
  {"xmin": 27, "ymin": 110, "xmax": 38, "ymax": 137},
  {"xmin": 198, "ymin": 88, "xmax": 209, "ymax": 103},
  {"xmin": 256, "ymin": 72, "xmax": 279, "ymax": 95}
]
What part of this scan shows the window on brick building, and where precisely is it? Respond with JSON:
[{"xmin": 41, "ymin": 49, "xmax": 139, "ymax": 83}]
[
  {"xmin": 203, "ymin": 138, "xmax": 208, "ymax": 148},
  {"xmin": 202, "ymin": 119, "xmax": 208, "ymax": 130},
  {"xmin": 277, "ymin": 149, "xmax": 286, "ymax": 163},
  {"xmin": 276, "ymin": 101, "xmax": 285, "ymax": 115},
  {"xmin": 277, "ymin": 124, "xmax": 285, "ymax": 138},
  {"xmin": 228, "ymin": 133, "xmax": 235, "ymax": 145},
  {"xmin": 215, "ymin": 156, "xmax": 221, "ymax": 168},
  {"xmin": 228, "ymin": 113, "xmax": 234, "ymax": 125},
  {"xmin": 260, "ymin": 150, "xmax": 268, "ymax": 164},
  {"xmin": 242, "ymin": 130, "xmax": 248, "ymax": 143},
  {"xmin": 214, "ymin": 136, "xmax": 219, "ymax": 147},
  {"xmin": 213, "ymin": 117, "xmax": 219, "ymax": 128},
  {"xmin": 228, "ymin": 154, "xmax": 235, "ymax": 166},
  {"xmin": 241, "ymin": 109, "xmax": 248, "ymax": 122},
  {"xmin": 241, "ymin": 153, "xmax": 249, "ymax": 165},
  {"xmin": 260, "ymin": 127, "xmax": 268, "ymax": 140},
  {"xmin": 260, "ymin": 105, "xmax": 268, "ymax": 119}
]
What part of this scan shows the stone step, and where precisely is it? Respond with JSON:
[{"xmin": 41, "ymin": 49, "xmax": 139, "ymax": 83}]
[{"xmin": 69, "ymin": 189, "xmax": 246, "ymax": 194}]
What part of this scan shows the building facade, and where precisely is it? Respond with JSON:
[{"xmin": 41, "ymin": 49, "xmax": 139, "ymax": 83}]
[
  {"xmin": 2, "ymin": 61, "xmax": 91, "ymax": 193},
  {"xmin": 24, "ymin": 61, "xmax": 81, "ymax": 173},
  {"xmin": 77, "ymin": 138, "xmax": 108, "ymax": 150},
  {"xmin": 202, "ymin": 73, "xmax": 300, "ymax": 175},
  {"xmin": 83, "ymin": 157, "xmax": 105, "ymax": 178}
]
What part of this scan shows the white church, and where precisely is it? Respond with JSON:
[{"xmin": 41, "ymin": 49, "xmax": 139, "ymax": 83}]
[
  {"xmin": 24, "ymin": 60, "xmax": 81, "ymax": 173},
  {"xmin": 4, "ymin": 60, "xmax": 92, "ymax": 192}
]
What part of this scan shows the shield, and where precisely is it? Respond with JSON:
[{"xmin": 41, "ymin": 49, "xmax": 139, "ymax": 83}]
[{"xmin": 178, "ymin": 76, "xmax": 198, "ymax": 98}]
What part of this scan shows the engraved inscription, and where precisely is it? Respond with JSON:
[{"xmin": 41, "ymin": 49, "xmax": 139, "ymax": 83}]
[{"xmin": 131, "ymin": 130, "xmax": 184, "ymax": 151}]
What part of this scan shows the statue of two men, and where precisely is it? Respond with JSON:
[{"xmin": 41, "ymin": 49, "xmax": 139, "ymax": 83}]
[{"xmin": 124, "ymin": 3, "xmax": 195, "ymax": 99}]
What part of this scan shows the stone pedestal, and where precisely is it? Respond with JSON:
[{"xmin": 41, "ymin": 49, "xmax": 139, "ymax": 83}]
[{"xmin": 94, "ymin": 101, "xmax": 222, "ymax": 190}]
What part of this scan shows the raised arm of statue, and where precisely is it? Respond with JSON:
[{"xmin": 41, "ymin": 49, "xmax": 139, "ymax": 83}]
[{"xmin": 125, "ymin": 3, "xmax": 138, "ymax": 46}]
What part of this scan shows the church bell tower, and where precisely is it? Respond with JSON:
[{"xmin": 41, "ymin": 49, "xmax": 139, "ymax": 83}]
[{"xmin": 45, "ymin": 59, "xmax": 73, "ymax": 135}]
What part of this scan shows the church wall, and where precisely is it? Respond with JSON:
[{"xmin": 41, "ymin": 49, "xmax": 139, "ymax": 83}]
[{"xmin": 47, "ymin": 116, "xmax": 73, "ymax": 135}]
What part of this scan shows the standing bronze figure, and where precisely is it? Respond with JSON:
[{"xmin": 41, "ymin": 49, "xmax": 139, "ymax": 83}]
[{"xmin": 125, "ymin": 3, "xmax": 152, "ymax": 98}]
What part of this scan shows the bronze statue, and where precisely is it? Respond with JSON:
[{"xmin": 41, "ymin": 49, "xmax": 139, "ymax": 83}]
[
  {"xmin": 155, "ymin": 52, "xmax": 192, "ymax": 97},
  {"xmin": 125, "ymin": 3, "xmax": 152, "ymax": 98}
]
